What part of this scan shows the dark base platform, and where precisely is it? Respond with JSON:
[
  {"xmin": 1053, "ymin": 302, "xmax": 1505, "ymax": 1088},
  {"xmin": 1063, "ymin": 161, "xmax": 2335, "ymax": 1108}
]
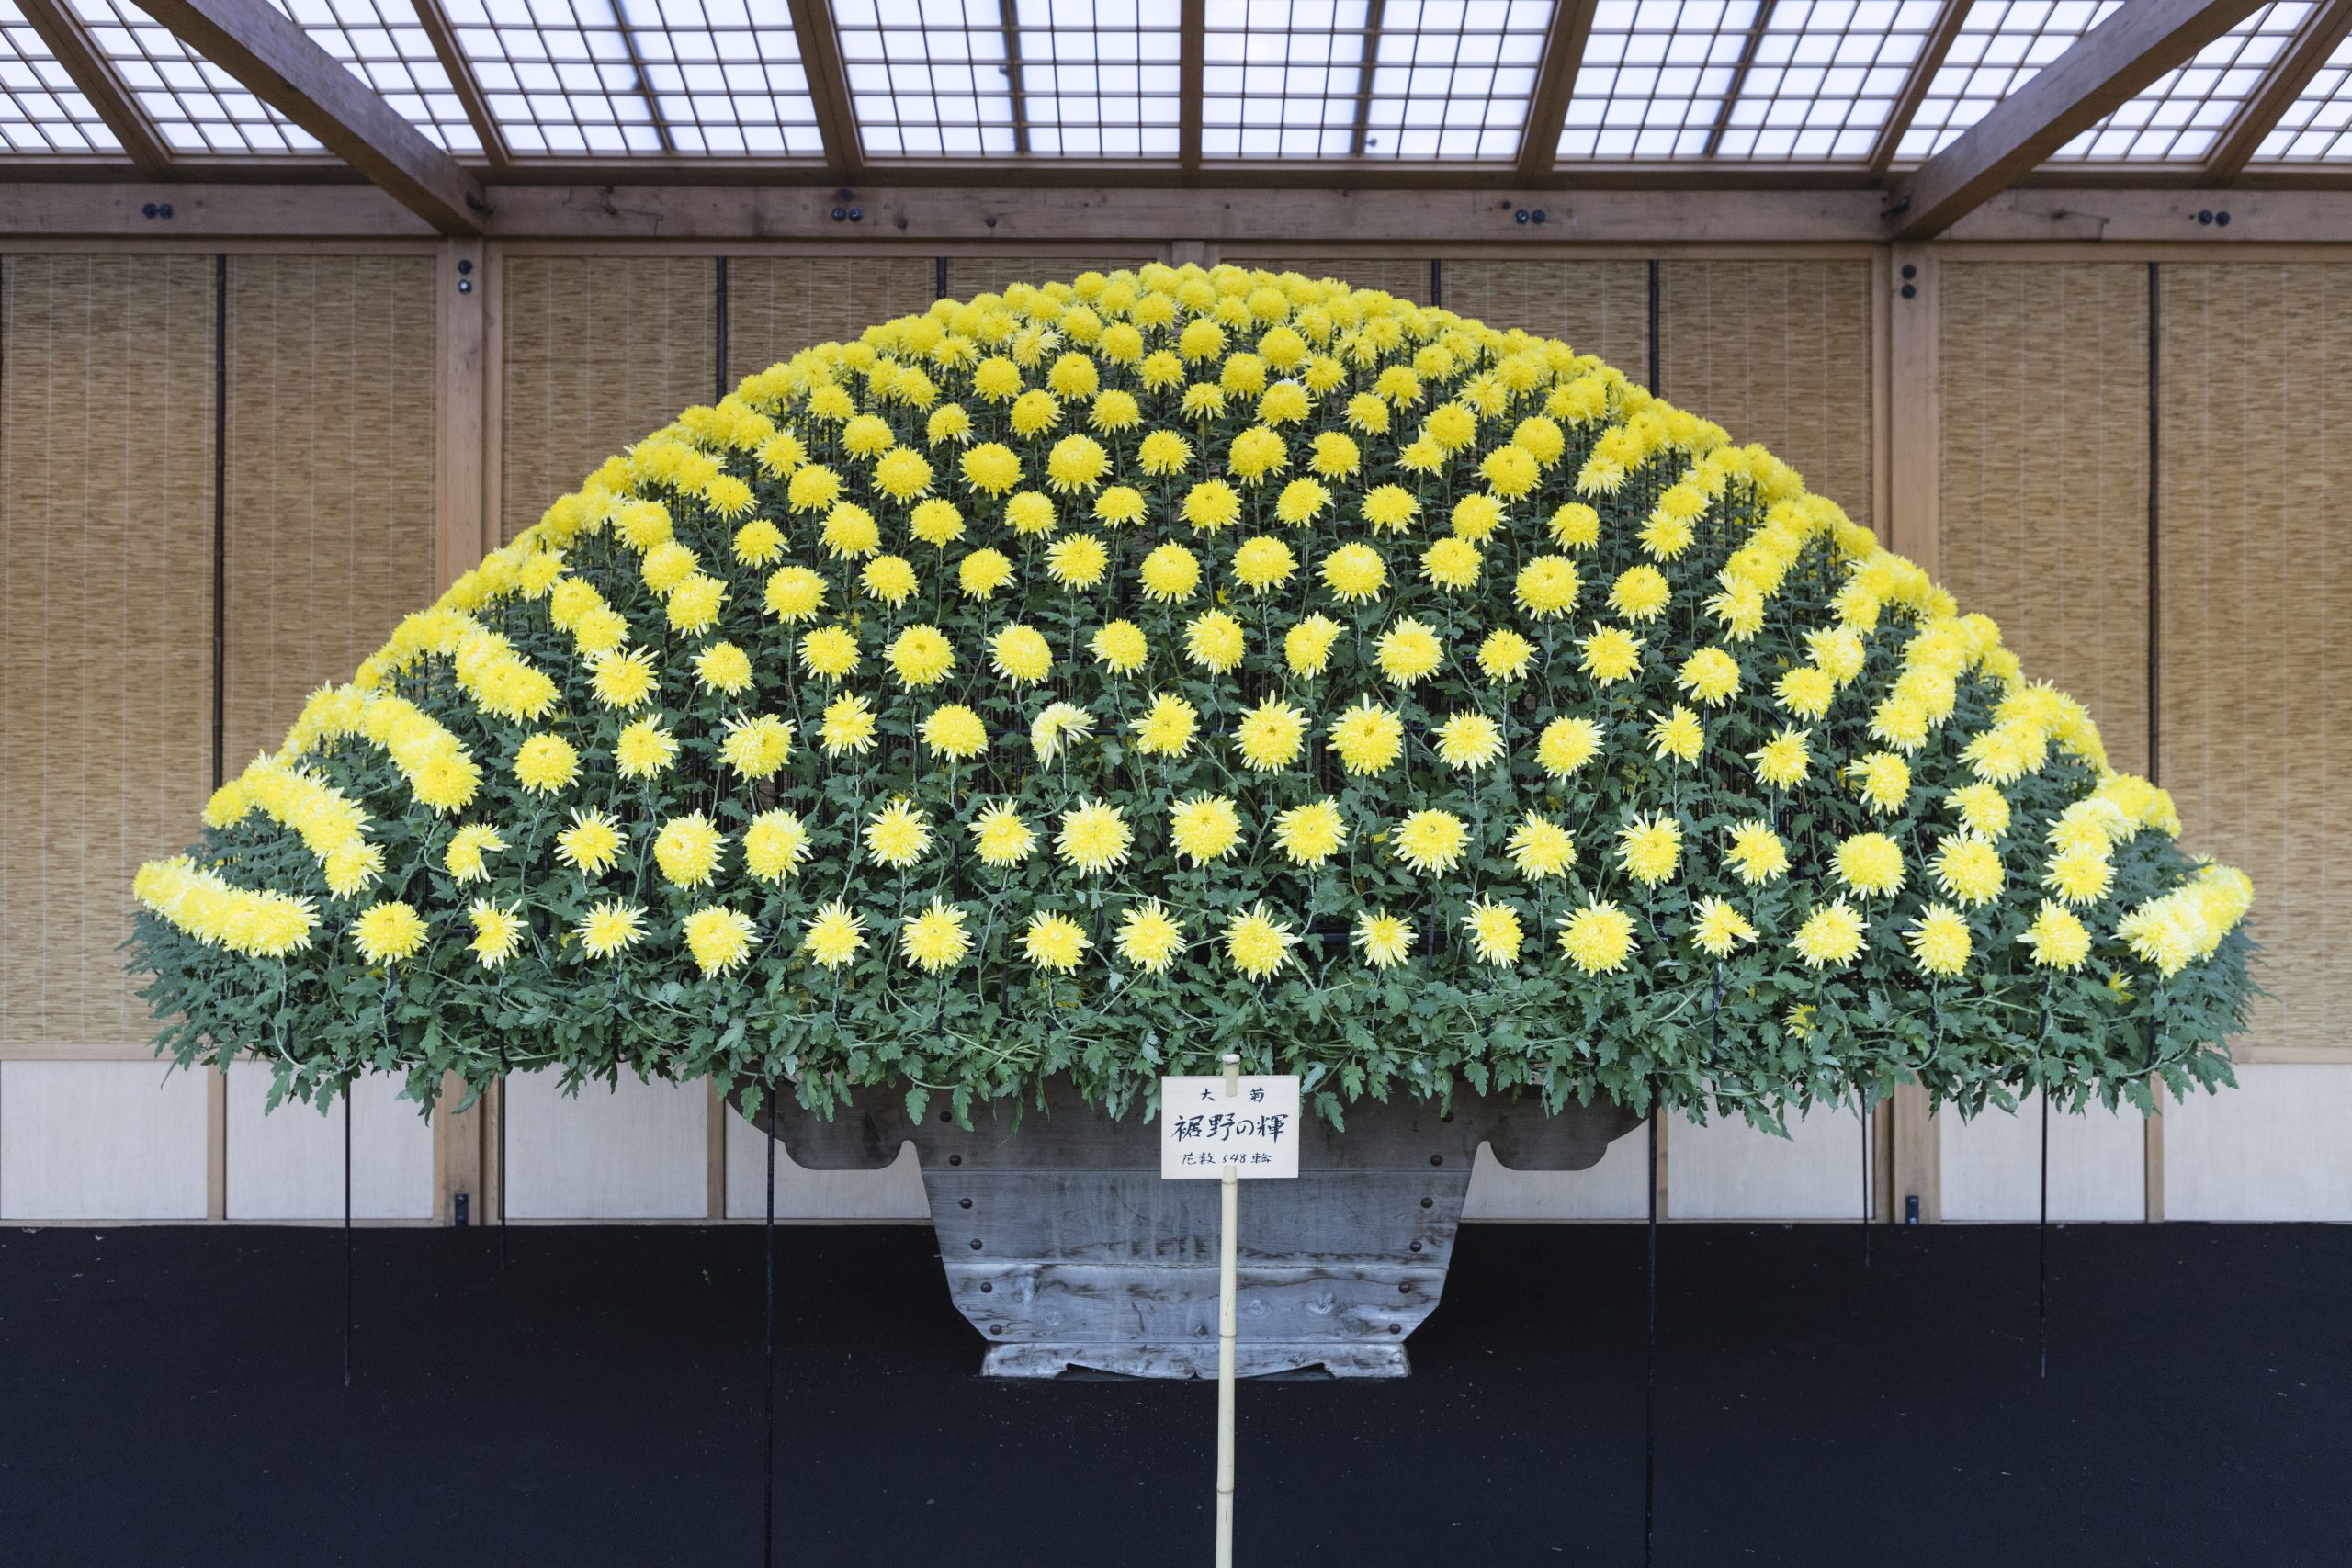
[{"xmin": 3, "ymin": 1222, "xmax": 2346, "ymax": 1566}]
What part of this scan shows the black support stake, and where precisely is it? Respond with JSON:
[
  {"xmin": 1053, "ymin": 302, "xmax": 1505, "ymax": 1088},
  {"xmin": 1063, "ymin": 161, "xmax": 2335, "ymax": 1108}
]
[
  {"xmin": 211, "ymin": 254, "xmax": 227, "ymax": 794},
  {"xmin": 1646, "ymin": 258, "xmax": 1662, "ymax": 396},
  {"xmin": 2038, "ymin": 1072, "xmax": 2051, "ymax": 1380},
  {"xmin": 342, "ymin": 1089, "xmax": 353, "ymax": 1389},
  {"xmin": 763, "ymin": 1087, "xmax": 777, "ymax": 1568},
  {"xmin": 1644, "ymin": 1107, "xmax": 1658, "ymax": 1568},
  {"xmin": 715, "ymin": 255, "xmax": 729, "ymax": 400},
  {"xmin": 1860, "ymin": 1092, "xmax": 1872, "ymax": 1268},
  {"xmin": 935, "ymin": 255, "xmax": 950, "ymax": 302},
  {"xmin": 1429, "ymin": 258, "xmax": 1442, "ymax": 307},
  {"xmin": 499, "ymin": 1073, "xmax": 510, "ymax": 1273}
]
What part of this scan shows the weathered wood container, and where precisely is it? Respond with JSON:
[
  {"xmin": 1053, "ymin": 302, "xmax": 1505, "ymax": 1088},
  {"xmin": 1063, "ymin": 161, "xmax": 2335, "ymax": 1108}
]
[{"xmin": 751, "ymin": 1080, "xmax": 1641, "ymax": 1379}]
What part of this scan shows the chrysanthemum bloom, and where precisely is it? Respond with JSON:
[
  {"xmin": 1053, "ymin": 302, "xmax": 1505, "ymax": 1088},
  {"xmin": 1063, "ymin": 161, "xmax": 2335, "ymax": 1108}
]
[
  {"xmin": 1559, "ymin": 900, "xmax": 1636, "ymax": 975},
  {"xmin": 1057, "ymin": 798, "xmax": 1134, "ymax": 876},
  {"xmin": 1139, "ymin": 542, "xmax": 1202, "ymax": 602},
  {"xmin": 1091, "ymin": 619, "xmax": 1148, "ymax": 673},
  {"xmin": 1579, "ymin": 626, "xmax": 1644, "ymax": 683},
  {"xmin": 467, "ymin": 899, "xmax": 526, "ymax": 969},
  {"xmin": 1329, "ymin": 698, "xmax": 1405, "ymax": 775},
  {"xmin": 1322, "ymin": 542, "xmax": 1388, "ymax": 603},
  {"xmin": 956, "ymin": 547, "xmax": 1014, "ymax": 600},
  {"xmin": 1725, "ymin": 820, "xmax": 1790, "ymax": 886},
  {"xmin": 763, "ymin": 565, "xmax": 827, "ymax": 623},
  {"xmin": 1183, "ymin": 479, "xmax": 1242, "ymax": 532},
  {"xmin": 1235, "ymin": 698, "xmax": 1308, "ymax": 771},
  {"xmin": 615, "ymin": 717, "xmax": 679, "ymax": 780},
  {"xmin": 1115, "ymin": 898, "xmax": 1184, "ymax": 972},
  {"xmin": 1906, "ymin": 904, "xmax": 1973, "ymax": 978},
  {"xmin": 1436, "ymin": 711, "xmax": 1505, "ymax": 772},
  {"xmin": 902, "ymin": 898, "xmax": 971, "ymax": 973},
  {"xmin": 1225, "ymin": 903, "xmax": 1297, "ymax": 979},
  {"xmin": 820, "ymin": 694, "xmax": 877, "ymax": 758},
  {"xmin": 1833, "ymin": 831, "xmax": 1905, "ymax": 897},
  {"xmin": 922, "ymin": 704, "xmax": 989, "ymax": 761},
  {"xmin": 742, "ymin": 810, "xmax": 810, "ymax": 882},
  {"xmin": 1477, "ymin": 628, "xmax": 1534, "ymax": 682},
  {"xmin": 1677, "ymin": 647, "xmax": 1742, "ymax": 706},
  {"xmin": 1616, "ymin": 813, "xmax": 1681, "ymax": 885},
  {"xmin": 719, "ymin": 714, "xmax": 793, "ymax": 779},
  {"xmin": 1462, "ymin": 899, "xmax": 1525, "ymax": 965},
  {"xmin": 1046, "ymin": 533, "xmax": 1109, "ymax": 590},
  {"xmin": 1374, "ymin": 618, "xmax": 1443, "ymax": 685},
  {"xmin": 1272, "ymin": 798, "xmax": 1348, "ymax": 866},
  {"xmin": 1233, "ymin": 535, "xmax": 1297, "ymax": 592},
  {"xmin": 353, "ymin": 900, "xmax": 428, "ymax": 965},
  {"xmin": 695, "ymin": 641, "xmax": 753, "ymax": 694},
  {"xmin": 1610, "ymin": 564, "xmax": 1670, "ymax": 621},
  {"xmin": 1395, "ymin": 809, "xmax": 1469, "ymax": 876},
  {"xmin": 1846, "ymin": 751, "xmax": 1912, "ymax": 816},
  {"xmin": 514, "ymin": 733, "xmax": 580, "ymax": 795},
  {"xmin": 1133, "ymin": 692, "xmax": 1199, "ymax": 759},
  {"xmin": 1506, "ymin": 812, "xmax": 1576, "ymax": 880},
  {"xmin": 1791, "ymin": 900, "xmax": 1866, "ymax": 969},
  {"xmin": 969, "ymin": 803, "xmax": 1036, "ymax": 867},
  {"xmin": 443, "ymin": 824, "xmax": 505, "ymax": 885},
  {"xmin": 1046, "ymin": 434, "xmax": 1109, "ymax": 493},
  {"xmin": 818, "ymin": 505, "xmax": 880, "ymax": 562},
  {"xmin": 576, "ymin": 898, "xmax": 648, "ymax": 960},
  {"xmin": 1353, "ymin": 909, "xmax": 1413, "ymax": 968},
  {"xmin": 799, "ymin": 626, "xmax": 861, "ymax": 680},
  {"xmin": 556, "ymin": 807, "xmax": 625, "ymax": 876},
  {"xmin": 888, "ymin": 624, "xmax": 956, "ymax": 687},
  {"xmin": 990, "ymin": 624, "xmax": 1054, "ymax": 685},
  {"xmin": 864, "ymin": 799, "xmax": 933, "ymax": 869},
  {"xmin": 1930, "ymin": 833, "xmax": 2005, "ymax": 908},
  {"xmin": 653, "ymin": 812, "xmax": 725, "ymax": 888},
  {"xmin": 1648, "ymin": 705, "xmax": 1703, "ymax": 765},
  {"xmin": 1513, "ymin": 556, "xmax": 1581, "ymax": 618},
  {"xmin": 1184, "ymin": 611, "xmax": 1247, "ymax": 673},
  {"xmin": 2018, "ymin": 900, "xmax": 2091, "ymax": 971},
  {"xmin": 1023, "ymin": 911, "xmax": 1092, "ymax": 973},
  {"xmin": 1549, "ymin": 502, "xmax": 1601, "ymax": 548},
  {"xmin": 802, "ymin": 901, "xmax": 865, "ymax": 968},
  {"xmin": 1750, "ymin": 727, "xmax": 1811, "ymax": 789},
  {"xmin": 875, "ymin": 448, "xmax": 933, "ymax": 502},
  {"xmin": 863, "ymin": 554, "xmax": 919, "ymax": 605},
  {"xmin": 1690, "ymin": 897, "xmax": 1758, "ymax": 958},
  {"xmin": 1284, "ymin": 615, "xmax": 1343, "ymax": 676},
  {"xmin": 683, "ymin": 906, "xmax": 757, "ymax": 976},
  {"xmin": 1170, "ymin": 794, "xmax": 1243, "ymax": 866},
  {"xmin": 1275, "ymin": 478, "xmax": 1331, "ymax": 525},
  {"xmin": 1421, "ymin": 536, "xmax": 1482, "ymax": 590},
  {"xmin": 1948, "ymin": 783, "xmax": 2012, "ymax": 840},
  {"xmin": 591, "ymin": 648, "xmax": 659, "ymax": 709},
  {"xmin": 2043, "ymin": 846, "xmax": 2114, "ymax": 908},
  {"xmin": 1536, "ymin": 716, "xmax": 1602, "ymax": 778}
]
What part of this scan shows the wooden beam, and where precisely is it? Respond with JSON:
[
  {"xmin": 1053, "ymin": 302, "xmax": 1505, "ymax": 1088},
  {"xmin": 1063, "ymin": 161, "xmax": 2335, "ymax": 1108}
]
[
  {"xmin": 15, "ymin": 0, "xmax": 173, "ymax": 175},
  {"xmin": 785, "ymin": 0, "xmax": 863, "ymax": 180},
  {"xmin": 1517, "ymin": 0, "xmax": 1595, "ymax": 177},
  {"xmin": 1885, "ymin": 0, "xmax": 2267, "ymax": 239},
  {"xmin": 1701, "ymin": 0, "xmax": 1779, "ymax": 159},
  {"xmin": 1867, "ymin": 0, "xmax": 1969, "ymax": 178},
  {"xmin": 411, "ymin": 0, "xmax": 508, "ymax": 168},
  {"xmin": 136, "ymin": 0, "xmax": 485, "ymax": 233},
  {"xmin": 1179, "ymin": 0, "xmax": 1204, "ymax": 175},
  {"xmin": 2203, "ymin": 0, "xmax": 2352, "ymax": 183}
]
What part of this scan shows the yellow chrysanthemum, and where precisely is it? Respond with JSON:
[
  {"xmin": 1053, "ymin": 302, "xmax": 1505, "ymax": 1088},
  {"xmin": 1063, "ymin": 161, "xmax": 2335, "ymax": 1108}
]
[
  {"xmin": 1610, "ymin": 565, "xmax": 1670, "ymax": 621},
  {"xmin": 1833, "ymin": 832, "xmax": 1905, "ymax": 897},
  {"xmin": 1949, "ymin": 783, "xmax": 2012, "ymax": 840},
  {"xmin": 1285, "ymin": 614, "xmax": 1343, "ymax": 676},
  {"xmin": 743, "ymin": 809, "xmax": 811, "ymax": 882},
  {"xmin": 684, "ymin": 905, "xmax": 757, "ymax": 976},
  {"xmin": 1648, "ymin": 705, "xmax": 1703, "ymax": 766},
  {"xmin": 1690, "ymin": 897, "xmax": 1758, "ymax": 958},
  {"xmin": 763, "ymin": 565, "xmax": 828, "ymax": 624},
  {"xmin": 1436, "ymin": 711, "xmax": 1505, "ymax": 772},
  {"xmin": 1559, "ymin": 900, "xmax": 1636, "ymax": 975},
  {"xmin": 695, "ymin": 640, "xmax": 754, "ymax": 694},
  {"xmin": 1275, "ymin": 477, "xmax": 1331, "ymax": 525},
  {"xmin": 1420, "ymin": 536, "xmax": 1481, "ymax": 591},
  {"xmin": 819, "ymin": 694, "xmax": 878, "ymax": 758},
  {"xmin": 1184, "ymin": 610, "xmax": 1246, "ymax": 673},
  {"xmin": 989, "ymin": 624, "xmax": 1054, "ymax": 685},
  {"xmin": 352, "ymin": 900, "xmax": 427, "ymax": 965},
  {"xmin": 1224, "ymin": 902, "xmax": 1297, "ymax": 979},
  {"xmin": 1057, "ymin": 798, "xmax": 1134, "ymax": 875},
  {"xmin": 1115, "ymin": 898, "xmax": 1184, "ymax": 972},
  {"xmin": 1506, "ymin": 812, "xmax": 1577, "ymax": 880},
  {"xmin": 1616, "ymin": 813, "xmax": 1681, "ymax": 886},
  {"xmin": 1139, "ymin": 542, "xmax": 1202, "ymax": 602},
  {"xmin": 1360, "ymin": 484, "xmax": 1419, "ymax": 533},
  {"xmin": 1906, "ymin": 903, "xmax": 1973, "ymax": 978},
  {"xmin": 1045, "ymin": 532, "xmax": 1109, "ymax": 591},
  {"xmin": 467, "ymin": 898, "xmax": 526, "ymax": 970},
  {"xmin": 1725, "ymin": 820, "xmax": 1790, "ymax": 886},
  {"xmin": 442, "ymin": 823, "xmax": 505, "ymax": 886},
  {"xmin": 1579, "ymin": 626, "xmax": 1644, "ymax": 684},
  {"xmin": 1234, "ymin": 698, "xmax": 1308, "ymax": 771},
  {"xmin": 1045, "ymin": 434, "xmax": 1109, "ymax": 493},
  {"xmin": 590, "ymin": 647, "xmax": 660, "ymax": 709},
  {"xmin": 1373, "ymin": 617, "xmax": 1442, "ymax": 685},
  {"xmin": 2043, "ymin": 846, "xmax": 2114, "ymax": 908},
  {"xmin": 1183, "ymin": 479, "xmax": 1242, "ymax": 532},
  {"xmin": 901, "ymin": 898, "xmax": 972, "ymax": 973},
  {"xmin": 1170, "ymin": 794, "xmax": 1243, "ymax": 866},
  {"xmin": 1676, "ymin": 647, "xmax": 1741, "ymax": 706},
  {"xmin": 1462, "ymin": 898, "xmax": 1525, "ymax": 965},
  {"xmin": 888, "ymin": 624, "xmax": 956, "ymax": 687},
  {"xmin": 1395, "ymin": 808, "xmax": 1469, "ymax": 876},
  {"xmin": 1329, "ymin": 697, "xmax": 1405, "ymax": 775},
  {"xmin": 862, "ymin": 553, "xmax": 919, "ymax": 605},
  {"xmin": 922, "ymin": 703, "xmax": 989, "ymax": 761},
  {"xmin": 1233, "ymin": 535, "xmax": 1297, "ymax": 593},
  {"xmin": 802, "ymin": 900, "xmax": 866, "ymax": 969},
  {"xmin": 576, "ymin": 898, "xmax": 647, "ymax": 961},
  {"xmin": 1022, "ymin": 910, "xmax": 1092, "ymax": 973},
  {"xmin": 1271, "ymin": 798, "xmax": 1348, "ymax": 866},
  {"xmin": 1513, "ymin": 556, "xmax": 1581, "ymax": 619},
  {"xmin": 514, "ymin": 733, "xmax": 579, "ymax": 795},
  {"xmin": 653, "ymin": 811, "xmax": 725, "ymax": 888},
  {"xmin": 959, "ymin": 441, "xmax": 1022, "ymax": 495},
  {"xmin": 864, "ymin": 798, "xmax": 933, "ymax": 869},
  {"xmin": 1091, "ymin": 618, "xmax": 1148, "ymax": 674},
  {"xmin": 969, "ymin": 802, "xmax": 1036, "ymax": 867},
  {"xmin": 556, "ymin": 807, "xmax": 625, "ymax": 876},
  {"xmin": 616, "ymin": 716, "xmax": 680, "ymax": 779},
  {"xmin": 718, "ymin": 713, "xmax": 794, "ymax": 779},
  {"xmin": 1550, "ymin": 502, "xmax": 1601, "ymax": 548},
  {"xmin": 2019, "ymin": 900, "xmax": 2091, "ymax": 971},
  {"xmin": 1931, "ymin": 833, "xmax": 2005, "ymax": 908},
  {"xmin": 1792, "ymin": 900, "xmax": 1866, "ymax": 969},
  {"xmin": 1750, "ymin": 727, "xmax": 1811, "ymax": 789},
  {"xmin": 800, "ymin": 625, "xmax": 862, "ymax": 680},
  {"xmin": 1536, "ymin": 716, "xmax": 1603, "ymax": 777},
  {"xmin": 1322, "ymin": 542, "xmax": 1388, "ymax": 604},
  {"xmin": 1847, "ymin": 751, "xmax": 1912, "ymax": 816},
  {"xmin": 1354, "ymin": 909, "xmax": 1413, "ymax": 968}
]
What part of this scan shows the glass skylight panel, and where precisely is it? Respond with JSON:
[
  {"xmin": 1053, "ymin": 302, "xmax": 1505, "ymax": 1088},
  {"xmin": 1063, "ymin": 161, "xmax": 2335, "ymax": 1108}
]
[
  {"xmin": 1894, "ymin": 0, "xmax": 2120, "ymax": 162},
  {"xmin": 2255, "ymin": 26, "xmax": 2352, "ymax": 160},
  {"xmin": 276, "ymin": 0, "xmax": 481, "ymax": 153},
  {"xmin": 1201, "ymin": 0, "xmax": 1554, "ymax": 161},
  {"xmin": 2053, "ymin": 2, "xmax": 2312, "ymax": 161},
  {"xmin": 834, "ymin": 0, "xmax": 1182, "ymax": 159},
  {"xmin": 443, "ymin": 0, "xmax": 820, "ymax": 157},
  {"xmin": 71, "ymin": 0, "xmax": 321, "ymax": 152},
  {"xmin": 0, "ymin": 0, "xmax": 123, "ymax": 153},
  {"xmin": 1710, "ymin": 1, "xmax": 1949, "ymax": 160},
  {"xmin": 1558, "ymin": 0, "xmax": 1762, "ymax": 159}
]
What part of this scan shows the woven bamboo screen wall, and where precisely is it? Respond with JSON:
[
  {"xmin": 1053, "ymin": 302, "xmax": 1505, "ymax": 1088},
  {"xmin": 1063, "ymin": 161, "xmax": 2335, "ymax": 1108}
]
[
  {"xmin": 1659, "ymin": 260, "xmax": 1874, "ymax": 529},
  {"xmin": 223, "ymin": 256, "xmax": 439, "ymax": 767},
  {"xmin": 725, "ymin": 256, "xmax": 938, "ymax": 387},
  {"xmin": 1939, "ymin": 263, "xmax": 2151, "ymax": 778},
  {"xmin": 2158, "ymin": 264, "xmax": 2349, "ymax": 1056},
  {"xmin": 0, "ymin": 255, "xmax": 217, "ymax": 1045},
  {"xmin": 1439, "ymin": 260, "xmax": 1652, "ymax": 380},
  {"xmin": 500, "ymin": 257, "xmax": 718, "ymax": 542},
  {"xmin": 944, "ymin": 256, "xmax": 1156, "ymax": 299}
]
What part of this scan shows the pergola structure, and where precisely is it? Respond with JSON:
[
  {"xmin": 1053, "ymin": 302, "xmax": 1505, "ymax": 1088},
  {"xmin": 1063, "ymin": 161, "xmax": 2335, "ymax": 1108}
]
[{"xmin": 4, "ymin": 0, "xmax": 2351, "ymax": 240}]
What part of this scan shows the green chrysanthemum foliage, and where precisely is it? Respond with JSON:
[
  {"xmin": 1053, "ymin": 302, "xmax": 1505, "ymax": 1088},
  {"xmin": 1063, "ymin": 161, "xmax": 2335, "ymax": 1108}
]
[{"xmin": 130, "ymin": 265, "xmax": 2256, "ymax": 1131}]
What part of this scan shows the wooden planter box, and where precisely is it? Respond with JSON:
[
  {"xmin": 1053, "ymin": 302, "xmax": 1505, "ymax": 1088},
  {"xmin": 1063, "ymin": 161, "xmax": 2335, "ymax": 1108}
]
[{"xmin": 748, "ymin": 1080, "xmax": 1640, "ymax": 1379}]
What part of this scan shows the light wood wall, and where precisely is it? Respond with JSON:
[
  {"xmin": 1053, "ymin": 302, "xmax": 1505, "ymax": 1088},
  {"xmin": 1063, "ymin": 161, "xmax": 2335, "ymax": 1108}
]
[{"xmin": 1, "ymin": 243, "xmax": 2345, "ymax": 1224}]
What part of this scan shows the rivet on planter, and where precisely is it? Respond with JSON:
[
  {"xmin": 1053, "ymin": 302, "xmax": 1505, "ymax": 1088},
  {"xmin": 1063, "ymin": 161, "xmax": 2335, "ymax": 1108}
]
[
  {"xmin": 1388, "ymin": 1325, "xmax": 1402, "ymax": 1335},
  {"xmin": 948, "ymin": 1154, "xmax": 962, "ymax": 1165},
  {"xmin": 1420, "ymin": 1197, "xmax": 1433, "ymax": 1208},
  {"xmin": 1409, "ymin": 1241, "xmax": 1422, "ymax": 1253},
  {"xmin": 1429, "ymin": 1154, "xmax": 1442, "ymax": 1166},
  {"xmin": 959, "ymin": 1197, "xmax": 973, "ymax": 1209},
  {"xmin": 939, "ymin": 1111, "xmax": 952, "ymax": 1122},
  {"xmin": 969, "ymin": 1237, "xmax": 983, "ymax": 1249},
  {"xmin": 1398, "ymin": 1281, "xmax": 1413, "ymax": 1294},
  {"xmin": 979, "ymin": 1281, "xmax": 993, "ymax": 1293}
]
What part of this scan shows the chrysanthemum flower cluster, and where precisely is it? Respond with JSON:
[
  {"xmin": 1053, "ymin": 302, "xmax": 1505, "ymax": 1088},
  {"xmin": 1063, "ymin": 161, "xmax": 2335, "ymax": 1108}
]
[{"xmin": 129, "ymin": 265, "xmax": 2256, "ymax": 1125}]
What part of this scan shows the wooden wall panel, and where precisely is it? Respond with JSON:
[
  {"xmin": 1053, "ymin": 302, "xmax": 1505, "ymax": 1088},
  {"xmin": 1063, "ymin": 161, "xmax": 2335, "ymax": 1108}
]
[
  {"xmin": 0, "ymin": 1060, "xmax": 209, "ymax": 1219},
  {"xmin": 0, "ymin": 255, "xmax": 216, "ymax": 1047},
  {"xmin": 1668, "ymin": 1104, "xmax": 1873, "ymax": 1221},
  {"xmin": 1660, "ymin": 259, "xmax": 1874, "ymax": 528},
  {"xmin": 2158, "ymin": 263, "xmax": 2350, "ymax": 1057},
  {"xmin": 223, "ymin": 1069, "xmax": 434, "ymax": 1220},
  {"xmin": 1440, "ymin": 259, "xmax": 1652, "ymax": 378},
  {"xmin": 503, "ymin": 1069, "xmax": 708, "ymax": 1219},
  {"xmin": 1939, "ymin": 1095, "xmax": 2146, "ymax": 1222},
  {"xmin": 721, "ymin": 1107, "xmax": 930, "ymax": 1221},
  {"xmin": 724, "ymin": 255, "xmax": 938, "ymax": 387},
  {"xmin": 944, "ymin": 255, "xmax": 1156, "ymax": 299},
  {"xmin": 1939, "ymin": 263, "xmax": 2151, "ymax": 775},
  {"xmin": 2164, "ymin": 1064, "xmax": 2352, "ymax": 1221},
  {"xmin": 222, "ymin": 255, "xmax": 438, "ymax": 765},
  {"xmin": 499, "ymin": 256, "xmax": 717, "ymax": 541}
]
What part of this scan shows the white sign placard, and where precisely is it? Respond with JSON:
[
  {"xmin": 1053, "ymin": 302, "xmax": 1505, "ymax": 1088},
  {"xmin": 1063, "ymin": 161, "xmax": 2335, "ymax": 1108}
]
[{"xmin": 1159, "ymin": 1074, "xmax": 1303, "ymax": 1179}]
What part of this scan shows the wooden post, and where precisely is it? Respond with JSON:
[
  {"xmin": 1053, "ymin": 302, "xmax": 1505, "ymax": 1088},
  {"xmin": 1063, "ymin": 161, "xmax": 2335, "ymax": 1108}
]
[{"xmin": 1216, "ymin": 1051, "xmax": 1239, "ymax": 1568}]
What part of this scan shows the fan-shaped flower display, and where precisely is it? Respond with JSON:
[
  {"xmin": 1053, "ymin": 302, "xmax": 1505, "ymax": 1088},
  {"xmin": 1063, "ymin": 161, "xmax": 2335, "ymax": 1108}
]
[{"xmin": 130, "ymin": 265, "xmax": 2255, "ymax": 1128}]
